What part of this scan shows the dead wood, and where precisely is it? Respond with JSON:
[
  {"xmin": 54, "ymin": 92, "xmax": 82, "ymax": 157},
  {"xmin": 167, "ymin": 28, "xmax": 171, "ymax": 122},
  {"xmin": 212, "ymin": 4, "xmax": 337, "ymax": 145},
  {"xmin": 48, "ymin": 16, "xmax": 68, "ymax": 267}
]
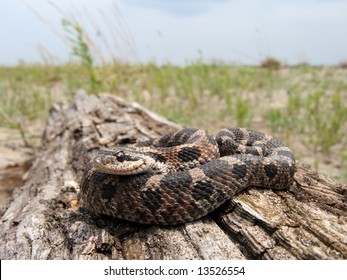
[{"xmin": 0, "ymin": 90, "xmax": 346, "ymax": 260}]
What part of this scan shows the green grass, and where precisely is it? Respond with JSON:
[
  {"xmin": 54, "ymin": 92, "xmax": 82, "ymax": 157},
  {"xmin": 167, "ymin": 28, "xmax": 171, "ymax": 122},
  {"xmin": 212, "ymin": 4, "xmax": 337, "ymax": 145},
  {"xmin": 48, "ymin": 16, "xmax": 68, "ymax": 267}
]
[{"xmin": 1, "ymin": 62, "xmax": 347, "ymax": 182}]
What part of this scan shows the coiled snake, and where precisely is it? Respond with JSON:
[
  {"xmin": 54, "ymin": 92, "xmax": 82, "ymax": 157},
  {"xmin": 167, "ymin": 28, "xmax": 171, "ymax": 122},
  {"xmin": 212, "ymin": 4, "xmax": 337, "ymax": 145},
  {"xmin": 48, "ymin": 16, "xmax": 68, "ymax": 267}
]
[{"xmin": 80, "ymin": 128, "xmax": 295, "ymax": 225}]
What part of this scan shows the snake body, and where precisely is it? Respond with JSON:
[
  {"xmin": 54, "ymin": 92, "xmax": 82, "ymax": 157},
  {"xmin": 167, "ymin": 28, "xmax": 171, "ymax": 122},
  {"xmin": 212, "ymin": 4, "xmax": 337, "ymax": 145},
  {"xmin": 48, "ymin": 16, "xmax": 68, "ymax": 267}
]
[{"xmin": 80, "ymin": 128, "xmax": 295, "ymax": 225}]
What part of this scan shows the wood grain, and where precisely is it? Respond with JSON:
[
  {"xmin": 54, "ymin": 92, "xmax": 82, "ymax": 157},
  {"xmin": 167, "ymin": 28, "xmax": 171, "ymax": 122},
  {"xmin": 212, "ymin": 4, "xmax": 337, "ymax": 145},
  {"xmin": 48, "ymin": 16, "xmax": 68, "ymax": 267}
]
[{"xmin": 0, "ymin": 90, "xmax": 345, "ymax": 259}]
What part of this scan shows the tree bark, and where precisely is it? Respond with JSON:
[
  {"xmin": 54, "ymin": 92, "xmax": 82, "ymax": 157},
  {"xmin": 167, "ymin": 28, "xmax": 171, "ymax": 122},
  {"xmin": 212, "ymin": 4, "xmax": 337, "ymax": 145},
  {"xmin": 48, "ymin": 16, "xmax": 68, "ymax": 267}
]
[{"xmin": 0, "ymin": 90, "xmax": 346, "ymax": 260}]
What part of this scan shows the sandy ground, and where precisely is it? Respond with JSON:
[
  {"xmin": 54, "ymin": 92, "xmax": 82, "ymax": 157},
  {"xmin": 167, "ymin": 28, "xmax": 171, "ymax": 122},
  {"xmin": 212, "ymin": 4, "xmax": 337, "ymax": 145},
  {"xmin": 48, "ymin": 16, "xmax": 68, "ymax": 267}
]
[{"xmin": 0, "ymin": 128, "xmax": 34, "ymax": 214}]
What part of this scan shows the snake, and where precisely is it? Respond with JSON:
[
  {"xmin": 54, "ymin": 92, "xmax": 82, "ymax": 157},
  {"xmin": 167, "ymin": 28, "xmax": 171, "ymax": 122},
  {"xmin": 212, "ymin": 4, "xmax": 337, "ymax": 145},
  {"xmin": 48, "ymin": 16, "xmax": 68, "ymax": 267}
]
[{"xmin": 79, "ymin": 128, "xmax": 296, "ymax": 225}]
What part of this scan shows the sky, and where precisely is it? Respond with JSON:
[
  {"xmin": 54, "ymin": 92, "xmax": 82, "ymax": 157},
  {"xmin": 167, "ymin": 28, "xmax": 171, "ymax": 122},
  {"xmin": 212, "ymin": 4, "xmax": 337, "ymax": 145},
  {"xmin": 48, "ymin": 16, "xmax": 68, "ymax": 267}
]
[{"xmin": 1, "ymin": 0, "xmax": 347, "ymax": 65}]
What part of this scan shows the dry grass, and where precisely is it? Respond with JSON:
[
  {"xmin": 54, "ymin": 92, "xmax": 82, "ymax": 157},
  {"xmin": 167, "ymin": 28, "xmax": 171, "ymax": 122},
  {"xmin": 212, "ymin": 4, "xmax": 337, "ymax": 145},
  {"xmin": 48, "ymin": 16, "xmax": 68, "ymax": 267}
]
[{"xmin": 1, "ymin": 63, "xmax": 347, "ymax": 182}]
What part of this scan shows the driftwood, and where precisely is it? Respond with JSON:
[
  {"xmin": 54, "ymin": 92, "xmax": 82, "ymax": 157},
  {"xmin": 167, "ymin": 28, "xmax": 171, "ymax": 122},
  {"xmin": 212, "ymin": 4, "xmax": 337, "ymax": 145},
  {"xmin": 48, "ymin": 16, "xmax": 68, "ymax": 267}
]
[{"xmin": 0, "ymin": 90, "xmax": 346, "ymax": 260}]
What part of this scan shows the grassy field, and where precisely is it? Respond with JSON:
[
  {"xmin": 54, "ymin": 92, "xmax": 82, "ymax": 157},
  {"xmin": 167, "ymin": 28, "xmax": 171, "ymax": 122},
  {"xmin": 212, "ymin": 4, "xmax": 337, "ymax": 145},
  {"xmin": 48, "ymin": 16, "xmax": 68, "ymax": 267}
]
[{"xmin": 1, "ymin": 62, "xmax": 347, "ymax": 182}]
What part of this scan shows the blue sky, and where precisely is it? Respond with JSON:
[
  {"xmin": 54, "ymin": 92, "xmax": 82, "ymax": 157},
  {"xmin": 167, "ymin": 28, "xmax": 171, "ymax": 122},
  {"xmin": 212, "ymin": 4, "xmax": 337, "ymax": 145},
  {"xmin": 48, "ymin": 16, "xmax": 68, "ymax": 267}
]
[{"xmin": 1, "ymin": 0, "xmax": 347, "ymax": 65}]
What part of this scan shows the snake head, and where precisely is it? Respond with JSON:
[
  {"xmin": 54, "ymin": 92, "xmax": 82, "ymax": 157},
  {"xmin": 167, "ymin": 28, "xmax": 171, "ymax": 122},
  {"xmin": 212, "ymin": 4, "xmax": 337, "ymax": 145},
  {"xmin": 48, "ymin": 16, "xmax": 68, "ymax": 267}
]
[{"xmin": 92, "ymin": 147, "xmax": 159, "ymax": 175}]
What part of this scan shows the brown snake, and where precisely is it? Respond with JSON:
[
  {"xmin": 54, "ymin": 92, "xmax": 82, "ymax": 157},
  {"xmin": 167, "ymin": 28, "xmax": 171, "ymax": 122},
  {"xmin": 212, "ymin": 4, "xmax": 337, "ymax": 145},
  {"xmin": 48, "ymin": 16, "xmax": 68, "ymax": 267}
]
[{"xmin": 80, "ymin": 128, "xmax": 296, "ymax": 225}]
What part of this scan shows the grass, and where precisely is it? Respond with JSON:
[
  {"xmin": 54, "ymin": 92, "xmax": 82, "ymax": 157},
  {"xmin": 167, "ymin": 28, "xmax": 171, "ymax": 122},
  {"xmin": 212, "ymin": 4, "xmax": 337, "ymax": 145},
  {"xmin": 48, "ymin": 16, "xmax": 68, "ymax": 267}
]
[
  {"xmin": 1, "ymin": 16, "xmax": 347, "ymax": 183},
  {"xmin": 0, "ymin": 62, "xmax": 283, "ymax": 131},
  {"xmin": 1, "ymin": 63, "xmax": 347, "ymax": 183}
]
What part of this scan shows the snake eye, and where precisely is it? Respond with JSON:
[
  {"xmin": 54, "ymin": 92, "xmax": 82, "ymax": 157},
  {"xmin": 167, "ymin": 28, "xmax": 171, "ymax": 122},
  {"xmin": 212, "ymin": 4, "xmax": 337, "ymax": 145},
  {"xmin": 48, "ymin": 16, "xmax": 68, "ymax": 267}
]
[{"xmin": 115, "ymin": 151, "xmax": 125, "ymax": 162}]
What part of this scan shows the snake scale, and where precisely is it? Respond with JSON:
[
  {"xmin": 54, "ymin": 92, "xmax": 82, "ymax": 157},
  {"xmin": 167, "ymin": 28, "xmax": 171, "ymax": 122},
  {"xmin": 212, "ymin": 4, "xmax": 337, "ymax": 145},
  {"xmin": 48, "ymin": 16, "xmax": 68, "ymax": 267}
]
[{"xmin": 80, "ymin": 128, "xmax": 296, "ymax": 225}]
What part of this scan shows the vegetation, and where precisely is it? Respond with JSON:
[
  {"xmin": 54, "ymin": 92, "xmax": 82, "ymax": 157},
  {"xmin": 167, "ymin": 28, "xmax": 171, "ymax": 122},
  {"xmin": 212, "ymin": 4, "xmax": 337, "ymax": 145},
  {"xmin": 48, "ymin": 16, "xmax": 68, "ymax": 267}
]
[
  {"xmin": 1, "ymin": 62, "xmax": 347, "ymax": 182},
  {"xmin": 1, "ymin": 18, "xmax": 346, "ymax": 183},
  {"xmin": 260, "ymin": 57, "xmax": 282, "ymax": 70}
]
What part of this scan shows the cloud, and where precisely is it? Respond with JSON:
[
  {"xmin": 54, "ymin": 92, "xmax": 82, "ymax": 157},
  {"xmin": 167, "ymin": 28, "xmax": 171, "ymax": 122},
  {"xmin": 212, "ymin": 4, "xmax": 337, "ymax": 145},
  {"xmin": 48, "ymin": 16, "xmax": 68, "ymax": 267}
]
[{"xmin": 122, "ymin": 0, "xmax": 231, "ymax": 16}]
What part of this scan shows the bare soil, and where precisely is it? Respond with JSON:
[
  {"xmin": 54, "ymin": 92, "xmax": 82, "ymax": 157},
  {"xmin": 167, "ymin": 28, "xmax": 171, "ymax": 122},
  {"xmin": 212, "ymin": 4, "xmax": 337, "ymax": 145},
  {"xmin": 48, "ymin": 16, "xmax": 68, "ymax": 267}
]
[{"xmin": 0, "ymin": 128, "xmax": 34, "ymax": 214}]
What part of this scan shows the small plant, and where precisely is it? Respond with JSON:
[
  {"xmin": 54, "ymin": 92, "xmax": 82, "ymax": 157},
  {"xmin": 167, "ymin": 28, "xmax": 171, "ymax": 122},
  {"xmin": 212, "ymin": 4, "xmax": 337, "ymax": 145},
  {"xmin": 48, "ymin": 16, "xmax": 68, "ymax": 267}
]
[
  {"xmin": 0, "ymin": 109, "xmax": 30, "ymax": 147},
  {"xmin": 260, "ymin": 57, "xmax": 281, "ymax": 70},
  {"xmin": 265, "ymin": 108, "xmax": 287, "ymax": 132},
  {"xmin": 221, "ymin": 91, "xmax": 253, "ymax": 127},
  {"xmin": 303, "ymin": 89, "xmax": 347, "ymax": 159},
  {"xmin": 295, "ymin": 62, "xmax": 310, "ymax": 68},
  {"xmin": 234, "ymin": 94, "xmax": 252, "ymax": 127},
  {"xmin": 338, "ymin": 61, "xmax": 347, "ymax": 69},
  {"xmin": 62, "ymin": 19, "xmax": 99, "ymax": 91}
]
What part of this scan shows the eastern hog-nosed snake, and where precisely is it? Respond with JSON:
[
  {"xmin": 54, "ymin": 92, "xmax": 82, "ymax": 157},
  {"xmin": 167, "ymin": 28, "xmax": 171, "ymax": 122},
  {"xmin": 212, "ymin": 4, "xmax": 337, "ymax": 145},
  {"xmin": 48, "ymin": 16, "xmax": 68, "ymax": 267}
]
[{"xmin": 80, "ymin": 128, "xmax": 295, "ymax": 225}]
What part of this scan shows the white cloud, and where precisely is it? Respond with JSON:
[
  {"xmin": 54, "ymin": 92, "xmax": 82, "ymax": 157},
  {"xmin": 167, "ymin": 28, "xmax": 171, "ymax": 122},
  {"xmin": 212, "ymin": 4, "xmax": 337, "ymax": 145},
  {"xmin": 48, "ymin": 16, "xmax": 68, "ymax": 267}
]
[{"xmin": 122, "ymin": 0, "xmax": 231, "ymax": 16}]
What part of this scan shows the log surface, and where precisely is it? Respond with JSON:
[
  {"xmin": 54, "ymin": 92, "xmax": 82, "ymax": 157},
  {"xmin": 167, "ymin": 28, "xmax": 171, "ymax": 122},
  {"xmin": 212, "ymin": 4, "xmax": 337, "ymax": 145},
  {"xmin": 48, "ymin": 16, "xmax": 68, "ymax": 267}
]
[{"xmin": 0, "ymin": 90, "xmax": 346, "ymax": 260}]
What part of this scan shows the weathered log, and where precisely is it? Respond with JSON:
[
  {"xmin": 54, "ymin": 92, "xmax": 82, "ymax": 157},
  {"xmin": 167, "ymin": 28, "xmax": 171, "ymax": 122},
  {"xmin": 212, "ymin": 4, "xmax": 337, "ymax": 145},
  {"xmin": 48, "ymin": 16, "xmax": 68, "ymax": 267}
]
[{"xmin": 0, "ymin": 90, "xmax": 346, "ymax": 260}]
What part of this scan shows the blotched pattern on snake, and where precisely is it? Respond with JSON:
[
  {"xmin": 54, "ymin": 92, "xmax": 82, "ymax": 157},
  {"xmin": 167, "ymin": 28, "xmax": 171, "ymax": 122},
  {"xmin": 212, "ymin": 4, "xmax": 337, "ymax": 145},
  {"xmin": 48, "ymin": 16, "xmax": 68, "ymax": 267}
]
[{"xmin": 80, "ymin": 128, "xmax": 295, "ymax": 225}]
